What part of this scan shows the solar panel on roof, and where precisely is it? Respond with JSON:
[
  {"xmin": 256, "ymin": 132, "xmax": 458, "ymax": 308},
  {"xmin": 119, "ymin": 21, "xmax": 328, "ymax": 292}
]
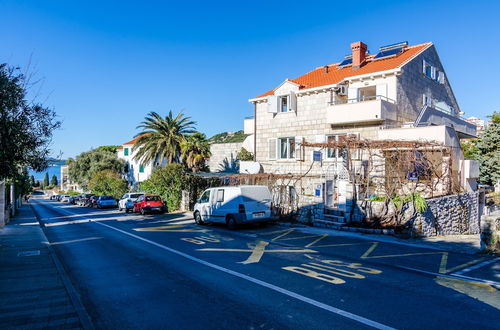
[
  {"xmin": 338, "ymin": 55, "xmax": 352, "ymax": 67},
  {"xmin": 373, "ymin": 47, "xmax": 404, "ymax": 59}
]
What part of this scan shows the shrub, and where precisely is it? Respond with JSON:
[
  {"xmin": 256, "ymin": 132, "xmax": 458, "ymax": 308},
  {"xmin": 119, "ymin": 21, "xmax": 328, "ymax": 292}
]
[
  {"xmin": 140, "ymin": 164, "xmax": 189, "ymax": 211},
  {"xmin": 237, "ymin": 147, "xmax": 254, "ymax": 161},
  {"xmin": 88, "ymin": 170, "xmax": 128, "ymax": 198}
]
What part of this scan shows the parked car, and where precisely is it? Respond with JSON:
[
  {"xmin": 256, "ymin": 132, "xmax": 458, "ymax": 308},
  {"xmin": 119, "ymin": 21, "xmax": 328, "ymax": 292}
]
[
  {"xmin": 119, "ymin": 193, "xmax": 144, "ymax": 213},
  {"xmin": 88, "ymin": 195, "xmax": 99, "ymax": 207},
  {"xmin": 79, "ymin": 194, "xmax": 94, "ymax": 206},
  {"xmin": 60, "ymin": 195, "xmax": 71, "ymax": 202},
  {"xmin": 56, "ymin": 195, "xmax": 63, "ymax": 201},
  {"xmin": 133, "ymin": 195, "xmax": 167, "ymax": 215},
  {"xmin": 96, "ymin": 195, "xmax": 118, "ymax": 209},
  {"xmin": 50, "ymin": 194, "xmax": 59, "ymax": 201},
  {"xmin": 193, "ymin": 185, "xmax": 273, "ymax": 229},
  {"xmin": 69, "ymin": 195, "xmax": 80, "ymax": 204}
]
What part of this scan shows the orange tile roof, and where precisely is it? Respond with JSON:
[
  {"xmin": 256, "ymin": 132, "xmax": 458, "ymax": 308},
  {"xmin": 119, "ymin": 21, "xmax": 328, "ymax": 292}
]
[
  {"xmin": 117, "ymin": 146, "xmax": 123, "ymax": 150},
  {"xmin": 255, "ymin": 42, "xmax": 431, "ymax": 98},
  {"xmin": 123, "ymin": 133, "xmax": 149, "ymax": 145}
]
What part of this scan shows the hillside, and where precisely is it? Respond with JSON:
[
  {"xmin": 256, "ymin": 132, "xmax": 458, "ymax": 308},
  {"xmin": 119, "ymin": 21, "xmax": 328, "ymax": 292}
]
[{"xmin": 208, "ymin": 130, "xmax": 248, "ymax": 144}]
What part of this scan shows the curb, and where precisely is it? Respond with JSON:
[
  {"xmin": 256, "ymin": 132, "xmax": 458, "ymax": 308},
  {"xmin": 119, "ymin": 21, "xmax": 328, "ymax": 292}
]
[{"xmin": 30, "ymin": 203, "xmax": 95, "ymax": 330}]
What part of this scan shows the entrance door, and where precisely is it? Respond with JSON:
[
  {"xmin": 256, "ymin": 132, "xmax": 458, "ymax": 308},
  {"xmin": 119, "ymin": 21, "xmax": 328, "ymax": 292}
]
[{"xmin": 324, "ymin": 180, "xmax": 334, "ymax": 208}]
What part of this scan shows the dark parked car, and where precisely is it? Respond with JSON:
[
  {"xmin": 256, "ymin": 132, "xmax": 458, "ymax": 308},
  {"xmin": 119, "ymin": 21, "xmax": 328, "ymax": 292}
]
[
  {"xmin": 88, "ymin": 195, "xmax": 99, "ymax": 207},
  {"xmin": 133, "ymin": 195, "xmax": 167, "ymax": 215},
  {"xmin": 79, "ymin": 194, "xmax": 95, "ymax": 206},
  {"xmin": 96, "ymin": 195, "xmax": 118, "ymax": 209},
  {"xmin": 69, "ymin": 195, "xmax": 80, "ymax": 204}
]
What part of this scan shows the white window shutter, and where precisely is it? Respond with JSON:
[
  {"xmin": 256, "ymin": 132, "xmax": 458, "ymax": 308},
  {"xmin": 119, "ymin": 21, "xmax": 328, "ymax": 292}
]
[
  {"xmin": 267, "ymin": 95, "xmax": 278, "ymax": 113},
  {"xmin": 438, "ymin": 71, "xmax": 445, "ymax": 84},
  {"xmin": 268, "ymin": 138, "xmax": 277, "ymax": 160},
  {"xmin": 289, "ymin": 91, "xmax": 297, "ymax": 112},
  {"xmin": 422, "ymin": 94, "xmax": 428, "ymax": 107},
  {"xmin": 347, "ymin": 87, "xmax": 357, "ymax": 103},
  {"xmin": 295, "ymin": 136, "xmax": 303, "ymax": 161},
  {"xmin": 431, "ymin": 66, "xmax": 436, "ymax": 80},
  {"xmin": 422, "ymin": 59, "xmax": 426, "ymax": 74},
  {"xmin": 376, "ymin": 84, "xmax": 387, "ymax": 98}
]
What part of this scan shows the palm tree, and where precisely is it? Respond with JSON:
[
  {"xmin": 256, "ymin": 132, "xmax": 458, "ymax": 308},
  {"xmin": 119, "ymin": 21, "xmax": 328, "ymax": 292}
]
[
  {"xmin": 180, "ymin": 132, "xmax": 211, "ymax": 172},
  {"xmin": 133, "ymin": 111, "xmax": 196, "ymax": 165}
]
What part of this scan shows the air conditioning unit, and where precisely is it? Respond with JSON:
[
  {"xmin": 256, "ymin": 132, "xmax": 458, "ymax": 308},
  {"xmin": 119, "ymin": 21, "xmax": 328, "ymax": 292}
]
[{"xmin": 337, "ymin": 85, "xmax": 347, "ymax": 96}]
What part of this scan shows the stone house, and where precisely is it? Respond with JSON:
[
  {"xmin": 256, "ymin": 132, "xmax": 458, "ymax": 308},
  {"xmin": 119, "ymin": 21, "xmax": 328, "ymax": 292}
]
[{"xmin": 243, "ymin": 40, "xmax": 478, "ymax": 222}]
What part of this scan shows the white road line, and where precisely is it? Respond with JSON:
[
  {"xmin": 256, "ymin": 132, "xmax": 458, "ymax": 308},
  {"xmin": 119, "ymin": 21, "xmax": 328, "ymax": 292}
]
[
  {"xmin": 452, "ymin": 257, "xmax": 500, "ymax": 276},
  {"xmin": 92, "ymin": 220, "xmax": 395, "ymax": 330}
]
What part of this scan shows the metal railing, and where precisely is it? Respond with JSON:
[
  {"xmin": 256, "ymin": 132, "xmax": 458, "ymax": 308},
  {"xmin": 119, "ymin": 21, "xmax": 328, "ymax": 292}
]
[{"xmin": 329, "ymin": 95, "xmax": 396, "ymax": 106}]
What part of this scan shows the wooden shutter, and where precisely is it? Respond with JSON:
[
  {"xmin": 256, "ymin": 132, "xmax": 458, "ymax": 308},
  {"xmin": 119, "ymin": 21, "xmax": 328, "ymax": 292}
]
[
  {"xmin": 267, "ymin": 95, "xmax": 278, "ymax": 113},
  {"xmin": 422, "ymin": 59, "xmax": 427, "ymax": 74},
  {"xmin": 295, "ymin": 136, "xmax": 303, "ymax": 161},
  {"xmin": 438, "ymin": 71, "xmax": 445, "ymax": 84},
  {"xmin": 268, "ymin": 138, "xmax": 277, "ymax": 160},
  {"xmin": 289, "ymin": 91, "xmax": 297, "ymax": 112}
]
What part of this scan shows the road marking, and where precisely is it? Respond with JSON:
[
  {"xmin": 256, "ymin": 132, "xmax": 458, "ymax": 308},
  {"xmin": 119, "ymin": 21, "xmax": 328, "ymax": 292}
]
[
  {"xmin": 439, "ymin": 253, "xmax": 487, "ymax": 274},
  {"xmin": 271, "ymin": 229, "xmax": 295, "ymax": 241},
  {"xmin": 451, "ymin": 257, "xmax": 499, "ymax": 276},
  {"xmin": 197, "ymin": 241, "xmax": 318, "ymax": 265},
  {"xmin": 93, "ymin": 221, "xmax": 395, "ymax": 330},
  {"xmin": 305, "ymin": 234, "xmax": 328, "ymax": 248},
  {"xmin": 435, "ymin": 276, "xmax": 500, "ymax": 310},
  {"xmin": 361, "ymin": 242, "xmax": 379, "ymax": 258},
  {"xmin": 134, "ymin": 225, "xmax": 211, "ymax": 233}
]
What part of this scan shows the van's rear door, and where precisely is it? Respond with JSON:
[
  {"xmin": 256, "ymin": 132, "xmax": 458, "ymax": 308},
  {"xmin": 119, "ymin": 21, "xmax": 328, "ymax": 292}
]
[{"xmin": 240, "ymin": 186, "xmax": 272, "ymax": 219}]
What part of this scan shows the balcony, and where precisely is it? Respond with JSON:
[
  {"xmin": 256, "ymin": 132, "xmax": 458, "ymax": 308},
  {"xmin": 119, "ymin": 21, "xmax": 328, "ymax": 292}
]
[
  {"xmin": 416, "ymin": 106, "xmax": 477, "ymax": 138},
  {"xmin": 327, "ymin": 96, "xmax": 397, "ymax": 125},
  {"xmin": 244, "ymin": 116, "xmax": 255, "ymax": 134}
]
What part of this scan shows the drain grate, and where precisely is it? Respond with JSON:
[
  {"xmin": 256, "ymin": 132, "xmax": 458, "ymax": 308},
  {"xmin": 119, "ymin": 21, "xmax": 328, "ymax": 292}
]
[{"xmin": 17, "ymin": 250, "xmax": 40, "ymax": 257}]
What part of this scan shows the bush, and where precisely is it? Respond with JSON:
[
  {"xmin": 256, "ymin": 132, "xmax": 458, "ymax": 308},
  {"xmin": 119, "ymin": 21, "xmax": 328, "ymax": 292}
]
[
  {"xmin": 237, "ymin": 147, "xmax": 254, "ymax": 161},
  {"xmin": 88, "ymin": 170, "xmax": 128, "ymax": 198},
  {"xmin": 140, "ymin": 164, "xmax": 189, "ymax": 211}
]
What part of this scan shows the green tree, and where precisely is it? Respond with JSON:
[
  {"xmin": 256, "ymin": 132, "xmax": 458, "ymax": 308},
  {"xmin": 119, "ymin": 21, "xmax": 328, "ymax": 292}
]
[
  {"xmin": 95, "ymin": 145, "xmax": 120, "ymax": 153},
  {"xmin": 43, "ymin": 172, "xmax": 49, "ymax": 187},
  {"xmin": 50, "ymin": 175, "xmax": 58, "ymax": 186},
  {"xmin": 69, "ymin": 148, "xmax": 126, "ymax": 190},
  {"xmin": 0, "ymin": 63, "xmax": 60, "ymax": 180},
  {"xmin": 476, "ymin": 112, "xmax": 500, "ymax": 185},
  {"xmin": 30, "ymin": 175, "xmax": 35, "ymax": 187},
  {"xmin": 180, "ymin": 132, "xmax": 211, "ymax": 172},
  {"xmin": 237, "ymin": 147, "xmax": 254, "ymax": 161},
  {"xmin": 133, "ymin": 111, "xmax": 196, "ymax": 165},
  {"xmin": 140, "ymin": 164, "xmax": 188, "ymax": 211},
  {"xmin": 88, "ymin": 170, "xmax": 128, "ymax": 198}
]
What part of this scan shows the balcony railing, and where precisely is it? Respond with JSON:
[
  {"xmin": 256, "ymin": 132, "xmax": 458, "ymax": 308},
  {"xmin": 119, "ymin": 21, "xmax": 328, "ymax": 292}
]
[
  {"xmin": 327, "ymin": 96, "xmax": 397, "ymax": 125},
  {"xmin": 329, "ymin": 95, "xmax": 396, "ymax": 106}
]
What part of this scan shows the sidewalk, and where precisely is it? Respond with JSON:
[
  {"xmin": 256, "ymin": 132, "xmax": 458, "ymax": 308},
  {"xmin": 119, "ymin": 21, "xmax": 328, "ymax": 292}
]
[
  {"xmin": 278, "ymin": 222, "xmax": 484, "ymax": 255},
  {"xmin": 0, "ymin": 203, "xmax": 90, "ymax": 329}
]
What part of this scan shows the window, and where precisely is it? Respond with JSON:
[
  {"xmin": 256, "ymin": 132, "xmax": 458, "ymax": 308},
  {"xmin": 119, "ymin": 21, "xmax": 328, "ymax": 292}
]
[
  {"xmin": 216, "ymin": 189, "xmax": 224, "ymax": 202},
  {"xmin": 279, "ymin": 95, "xmax": 289, "ymax": 112},
  {"xmin": 358, "ymin": 86, "xmax": 376, "ymax": 101},
  {"xmin": 279, "ymin": 137, "xmax": 295, "ymax": 159},
  {"xmin": 139, "ymin": 165, "xmax": 144, "ymax": 173},
  {"xmin": 423, "ymin": 60, "xmax": 442, "ymax": 82},
  {"xmin": 326, "ymin": 135, "xmax": 348, "ymax": 160},
  {"xmin": 124, "ymin": 148, "xmax": 129, "ymax": 156},
  {"xmin": 146, "ymin": 195, "xmax": 161, "ymax": 201},
  {"xmin": 199, "ymin": 190, "xmax": 210, "ymax": 203}
]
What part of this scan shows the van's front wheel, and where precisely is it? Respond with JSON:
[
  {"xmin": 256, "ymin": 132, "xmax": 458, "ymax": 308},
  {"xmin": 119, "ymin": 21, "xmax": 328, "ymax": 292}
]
[
  {"xmin": 226, "ymin": 215, "xmax": 237, "ymax": 230},
  {"xmin": 194, "ymin": 211, "xmax": 204, "ymax": 225}
]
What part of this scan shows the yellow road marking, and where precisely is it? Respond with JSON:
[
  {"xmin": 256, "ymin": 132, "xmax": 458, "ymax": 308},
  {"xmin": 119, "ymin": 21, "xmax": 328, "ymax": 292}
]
[
  {"xmin": 438, "ymin": 253, "xmax": 487, "ymax": 274},
  {"xmin": 134, "ymin": 225, "xmax": 211, "ymax": 233},
  {"xmin": 240, "ymin": 241, "xmax": 269, "ymax": 264},
  {"xmin": 271, "ymin": 229, "xmax": 295, "ymax": 241},
  {"xmin": 435, "ymin": 276, "xmax": 500, "ymax": 310},
  {"xmin": 305, "ymin": 234, "xmax": 329, "ymax": 248},
  {"xmin": 313, "ymin": 242, "xmax": 375, "ymax": 248},
  {"xmin": 197, "ymin": 240, "xmax": 317, "ymax": 264},
  {"xmin": 360, "ymin": 242, "xmax": 379, "ymax": 258}
]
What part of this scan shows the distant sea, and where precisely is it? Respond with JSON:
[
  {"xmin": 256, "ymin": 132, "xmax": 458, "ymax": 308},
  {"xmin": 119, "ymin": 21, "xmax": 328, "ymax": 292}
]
[{"xmin": 28, "ymin": 159, "xmax": 66, "ymax": 183}]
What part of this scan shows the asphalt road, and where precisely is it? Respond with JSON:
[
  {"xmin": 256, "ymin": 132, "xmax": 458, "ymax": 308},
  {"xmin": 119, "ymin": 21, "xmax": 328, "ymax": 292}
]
[{"xmin": 30, "ymin": 198, "xmax": 500, "ymax": 329}]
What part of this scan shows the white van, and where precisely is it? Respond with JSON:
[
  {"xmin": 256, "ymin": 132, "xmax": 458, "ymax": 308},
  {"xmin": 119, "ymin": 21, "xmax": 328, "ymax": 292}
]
[{"xmin": 193, "ymin": 185, "xmax": 273, "ymax": 229}]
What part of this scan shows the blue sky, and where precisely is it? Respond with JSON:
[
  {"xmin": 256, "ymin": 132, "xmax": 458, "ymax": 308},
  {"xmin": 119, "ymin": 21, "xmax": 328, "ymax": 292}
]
[{"xmin": 1, "ymin": 0, "xmax": 499, "ymax": 158}]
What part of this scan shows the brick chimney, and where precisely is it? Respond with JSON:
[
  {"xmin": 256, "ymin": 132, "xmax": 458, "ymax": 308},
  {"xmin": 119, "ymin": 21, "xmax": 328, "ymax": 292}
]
[{"xmin": 351, "ymin": 41, "xmax": 368, "ymax": 69}]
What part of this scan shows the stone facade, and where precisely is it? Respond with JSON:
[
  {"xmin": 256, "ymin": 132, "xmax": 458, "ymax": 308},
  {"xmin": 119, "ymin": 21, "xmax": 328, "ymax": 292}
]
[
  {"xmin": 411, "ymin": 191, "xmax": 480, "ymax": 236},
  {"xmin": 208, "ymin": 142, "xmax": 243, "ymax": 172}
]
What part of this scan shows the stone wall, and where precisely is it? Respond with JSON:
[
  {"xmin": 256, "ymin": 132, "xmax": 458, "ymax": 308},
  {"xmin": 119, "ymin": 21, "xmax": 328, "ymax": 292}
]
[
  {"xmin": 208, "ymin": 142, "xmax": 243, "ymax": 173},
  {"xmin": 411, "ymin": 191, "xmax": 480, "ymax": 236}
]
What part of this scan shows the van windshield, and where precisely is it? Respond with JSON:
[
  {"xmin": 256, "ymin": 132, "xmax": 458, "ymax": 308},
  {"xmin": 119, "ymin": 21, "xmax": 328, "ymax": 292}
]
[
  {"xmin": 240, "ymin": 187, "xmax": 271, "ymax": 202},
  {"xmin": 130, "ymin": 194, "xmax": 143, "ymax": 199}
]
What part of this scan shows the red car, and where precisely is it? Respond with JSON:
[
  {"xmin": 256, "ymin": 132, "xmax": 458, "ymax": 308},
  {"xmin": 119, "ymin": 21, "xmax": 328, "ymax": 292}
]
[{"xmin": 133, "ymin": 194, "xmax": 167, "ymax": 215}]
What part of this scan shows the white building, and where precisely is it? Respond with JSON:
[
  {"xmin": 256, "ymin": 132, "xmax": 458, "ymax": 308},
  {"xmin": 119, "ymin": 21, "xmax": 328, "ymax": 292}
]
[
  {"xmin": 242, "ymin": 40, "xmax": 478, "ymax": 214},
  {"xmin": 117, "ymin": 135, "xmax": 166, "ymax": 188},
  {"xmin": 60, "ymin": 165, "xmax": 82, "ymax": 192}
]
